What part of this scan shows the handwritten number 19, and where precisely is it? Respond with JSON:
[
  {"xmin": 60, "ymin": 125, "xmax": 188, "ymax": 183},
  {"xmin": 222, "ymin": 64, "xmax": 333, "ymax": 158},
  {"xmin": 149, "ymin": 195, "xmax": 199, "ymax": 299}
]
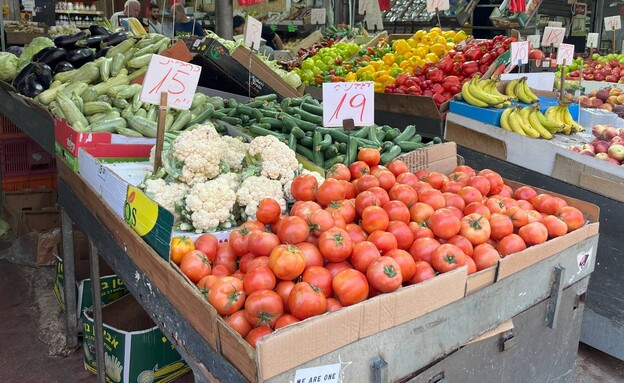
[{"xmin": 329, "ymin": 93, "xmax": 367, "ymax": 123}]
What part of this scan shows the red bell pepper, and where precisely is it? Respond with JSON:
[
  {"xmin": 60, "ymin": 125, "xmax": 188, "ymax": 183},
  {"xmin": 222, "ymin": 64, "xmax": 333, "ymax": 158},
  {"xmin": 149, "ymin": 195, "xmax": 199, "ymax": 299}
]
[
  {"xmin": 426, "ymin": 68, "xmax": 445, "ymax": 83},
  {"xmin": 432, "ymin": 83, "xmax": 444, "ymax": 94},
  {"xmin": 464, "ymin": 47, "xmax": 483, "ymax": 62},
  {"xmin": 461, "ymin": 61, "xmax": 479, "ymax": 76},
  {"xmin": 441, "ymin": 76, "xmax": 461, "ymax": 92},
  {"xmin": 438, "ymin": 56, "xmax": 454, "ymax": 74},
  {"xmin": 395, "ymin": 73, "xmax": 409, "ymax": 87},
  {"xmin": 407, "ymin": 85, "xmax": 422, "ymax": 95},
  {"xmin": 479, "ymin": 63, "xmax": 490, "ymax": 74},
  {"xmin": 432, "ymin": 93, "xmax": 447, "ymax": 106},
  {"xmin": 481, "ymin": 52, "xmax": 493, "ymax": 66}
]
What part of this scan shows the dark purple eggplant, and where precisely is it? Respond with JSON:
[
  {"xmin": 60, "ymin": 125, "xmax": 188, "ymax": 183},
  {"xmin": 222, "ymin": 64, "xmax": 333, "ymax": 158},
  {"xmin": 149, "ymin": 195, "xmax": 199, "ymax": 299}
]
[
  {"xmin": 19, "ymin": 74, "xmax": 45, "ymax": 98},
  {"xmin": 67, "ymin": 48, "xmax": 95, "ymax": 68},
  {"xmin": 89, "ymin": 25, "xmax": 112, "ymax": 36},
  {"xmin": 94, "ymin": 47, "xmax": 110, "ymax": 59},
  {"xmin": 76, "ymin": 35, "xmax": 108, "ymax": 49},
  {"xmin": 103, "ymin": 31, "xmax": 129, "ymax": 46},
  {"xmin": 53, "ymin": 61, "xmax": 75, "ymax": 74},
  {"xmin": 33, "ymin": 63, "xmax": 53, "ymax": 89},
  {"xmin": 12, "ymin": 63, "xmax": 35, "ymax": 89},
  {"xmin": 54, "ymin": 32, "xmax": 87, "ymax": 49},
  {"xmin": 33, "ymin": 47, "xmax": 67, "ymax": 68}
]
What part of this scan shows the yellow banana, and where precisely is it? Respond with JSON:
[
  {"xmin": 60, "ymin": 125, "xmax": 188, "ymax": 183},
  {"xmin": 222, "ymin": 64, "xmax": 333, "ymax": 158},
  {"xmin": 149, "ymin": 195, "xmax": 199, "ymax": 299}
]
[
  {"xmin": 461, "ymin": 81, "xmax": 489, "ymax": 107},
  {"xmin": 522, "ymin": 79, "xmax": 539, "ymax": 102},
  {"xmin": 528, "ymin": 107, "xmax": 553, "ymax": 139},
  {"xmin": 507, "ymin": 108, "xmax": 528, "ymax": 136},
  {"xmin": 469, "ymin": 77, "xmax": 508, "ymax": 106},
  {"xmin": 536, "ymin": 110, "xmax": 565, "ymax": 133},
  {"xmin": 545, "ymin": 106, "xmax": 560, "ymax": 122},
  {"xmin": 516, "ymin": 107, "xmax": 540, "ymax": 138},
  {"xmin": 515, "ymin": 79, "xmax": 535, "ymax": 104},
  {"xmin": 479, "ymin": 79, "xmax": 493, "ymax": 89},
  {"xmin": 505, "ymin": 79, "xmax": 519, "ymax": 99},
  {"xmin": 499, "ymin": 108, "xmax": 514, "ymax": 131},
  {"xmin": 519, "ymin": 106, "xmax": 532, "ymax": 122},
  {"xmin": 561, "ymin": 105, "xmax": 584, "ymax": 132},
  {"xmin": 488, "ymin": 81, "xmax": 506, "ymax": 98}
]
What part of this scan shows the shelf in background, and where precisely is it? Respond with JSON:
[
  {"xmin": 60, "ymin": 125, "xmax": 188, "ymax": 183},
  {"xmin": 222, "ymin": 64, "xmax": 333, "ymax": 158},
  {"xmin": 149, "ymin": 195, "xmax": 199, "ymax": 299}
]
[{"xmin": 55, "ymin": 10, "xmax": 103, "ymax": 15}]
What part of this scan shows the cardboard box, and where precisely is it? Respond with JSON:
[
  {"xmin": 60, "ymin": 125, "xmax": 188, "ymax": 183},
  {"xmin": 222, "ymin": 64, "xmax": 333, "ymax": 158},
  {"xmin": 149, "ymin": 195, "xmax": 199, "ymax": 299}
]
[
  {"xmin": 290, "ymin": 30, "xmax": 324, "ymax": 53},
  {"xmin": 83, "ymin": 295, "xmax": 190, "ymax": 383},
  {"xmin": 489, "ymin": 0, "xmax": 541, "ymax": 28},
  {"xmin": 445, "ymin": 112, "xmax": 624, "ymax": 203}
]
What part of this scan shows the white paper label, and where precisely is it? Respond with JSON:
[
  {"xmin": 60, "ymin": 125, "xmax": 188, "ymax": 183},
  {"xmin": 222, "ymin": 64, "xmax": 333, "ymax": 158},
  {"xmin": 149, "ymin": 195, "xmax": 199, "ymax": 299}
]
[
  {"xmin": 426, "ymin": 0, "xmax": 450, "ymax": 13},
  {"xmin": 586, "ymin": 33, "xmax": 599, "ymax": 48},
  {"xmin": 541, "ymin": 27, "xmax": 567, "ymax": 47},
  {"xmin": 548, "ymin": 21, "xmax": 563, "ymax": 27},
  {"xmin": 139, "ymin": 55, "xmax": 201, "ymax": 110},
  {"xmin": 322, "ymin": 82, "xmax": 375, "ymax": 127},
  {"xmin": 244, "ymin": 16, "xmax": 263, "ymax": 50},
  {"xmin": 604, "ymin": 15, "xmax": 621, "ymax": 31},
  {"xmin": 527, "ymin": 35, "xmax": 541, "ymax": 49},
  {"xmin": 511, "ymin": 41, "xmax": 530, "ymax": 65},
  {"xmin": 293, "ymin": 364, "xmax": 341, "ymax": 383},
  {"xmin": 557, "ymin": 43, "xmax": 575, "ymax": 65},
  {"xmin": 311, "ymin": 9, "xmax": 326, "ymax": 25}
]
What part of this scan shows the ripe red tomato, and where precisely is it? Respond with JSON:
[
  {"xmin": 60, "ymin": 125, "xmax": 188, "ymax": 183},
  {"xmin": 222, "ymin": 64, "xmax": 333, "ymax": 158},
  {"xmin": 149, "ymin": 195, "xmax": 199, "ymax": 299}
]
[
  {"xmin": 366, "ymin": 256, "xmax": 403, "ymax": 293},
  {"xmin": 418, "ymin": 189, "xmax": 445, "ymax": 211},
  {"xmin": 409, "ymin": 202, "xmax": 435, "ymax": 224},
  {"xmin": 472, "ymin": 243, "xmax": 500, "ymax": 271},
  {"xmin": 485, "ymin": 197, "xmax": 506, "ymax": 214},
  {"xmin": 246, "ymin": 326, "xmax": 272, "ymax": 349},
  {"xmin": 542, "ymin": 215, "xmax": 568, "ymax": 238},
  {"xmin": 558, "ymin": 206, "xmax": 584, "ymax": 231},
  {"xmin": 211, "ymin": 265, "xmax": 232, "ymax": 277},
  {"xmin": 288, "ymin": 281, "xmax": 327, "ymax": 320},
  {"xmin": 383, "ymin": 200, "xmax": 411, "ymax": 223},
  {"xmin": 319, "ymin": 227, "xmax": 354, "ymax": 262},
  {"xmin": 245, "ymin": 289, "xmax": 284, "ymax": 328},
  {"xmin": 295, "ymin": 242, "xmax": 324, "ymax": 268},
  {"xmin": 484, "ymin": 172, "xmax": 504, "ymax": 195},
  {"xmin": 518, "ymin": 222, "xmax": 548, "ymax": 246},
  {"xmin": 326, "ymin": 298, "xmax": 343, "ymax": 312},
  {"xmin": 345, "ymin": 223, "xmax": 368, "ymax": 243},
  {"xmin": 256, "ymin": 198, "xmax": 281, "ymax": 225},
  {"xmin": 326, "ymin": 163, "xmax": 351, "ymax": 181},
  {"xmin": 431, "ymin": 244, "xmax": 466, "ymax": 273},
  {"xmin": 232, "ymin": 270, "xmax": 245, "ymax": 280},
  {"xmin": 514, "ymin": 186, "xmax": 538, "ymax": 201},
  {"xmin": 274, "ymin": 314, "xmax": 300, "ymax": 329},
  {"xmin": 274, "ymin": 280, "xmax": 295, "ymax": 313},
  {"xmin": 307, "ymin": 209, "xmax": 335, "ymax": 236},
  {"xmin": 387, "ymin": 160, "xmax": 409, "ymax": 177},
  {"xmin": 505, "ymin": 206, "xmax": 528, "ymax": 229},
  {"xmin": 388, "ymin": 184, "xmax": 418, "ymax": 208},
  {"xmin": 408, "ymin": 261, "xmax": 436, "ymax": 284},
  {"xmin": 409, "ymin": 237, "xmax": 441, "ymax": 264},
  {"xmin": 302, "ymin": 266, "xmax": 333, "ymax": 298},
  {"xmin": 428, "ymin": 208, "xmax": 461, "ymax": 239},
  {"xmin": 553, "ymin": 197, "xmax": 568, "ymax": 212},
  {"xmin": 457, "ymin": 186, "xmax": 483, "ymax": 205},
  {"xmin": 367, "ymin": 230, "xmax": 398, "ymax": 255},
  {"xmin": 501, "ymin": 197, "xmax": 519, "ymax": 209},
  {"xmin": 386, "ymin": 220, "xmax": 414, "ymax": 250},
  {"xmin": 316, "ymin": 179, "xmax": 347, "ymax": 207},
  {"xmin": 350, "ymin": 241, "xmax": 381, "ymax": 274},
  {"xmin": 386, "ymin": 248, "xmax": 416, "ymax": 281},
  {"xmin": 460, "ymin": 213, "xmax": 492, "ymax": 246},
  {"xmin": 526, "ymin": 210, "xmax": 543, "ymax": 224},
  {"xmin": 499, "ymin": 185, "xmax": 513, "ymax": 198},
  {"xmin": 517, "ymin": 199, "xmax": 534, "ymax": 210},
  {"xmin": 464, "ymin": 202, "xmax": 491, "ymax": 220},
  {"xmin": 214, "ymin": 243, "xmax": 237, "ymax": 273},
  {"xmin": 454, "ymin": 165, "xmax": 476, "ymax": 177},
  {"xmin": 208, "ymin": 277, "xmax": 246, "ymax": 316},
  {"xmin": 358, "ymin": 148, "xmax": 381, "ymax": 167},
  {"xmin": 376, "ymin": 170, "xmax": 397, "ymax": 191},
  {"xmin": 342, "ymin": 180, "xmax": 357, "ymax": 199},
  {"xmin": 325, "ymin": 261, "xmax": 353, "ymax": 277},
  {"xmin": 448, "ymin": 171, "xmax": 470, "ymax": 185},
  {"xmin": 396, "ymin": 172, "xmax": 419, "ymax": 189},
  {"xmin": 246, "ymin": 256, "xmax": 270, "ymax": 272},
  {"xmin": 413, "ymin": 180, "xmax": 433, "ymax": 194},
  {"xmin": 355, "ymin": 190, "xmax": 380, "ymax": 217},
  {"xmin": 332, "ymin": 211, "xmax": 347, "ymax": 230},
  {"xmin": 414, "ymin": 169, "xmax": 429, "ymax": 180},
  {"xmin": 291, "ymin": 201, "xmax": 322, "ymax": 219},
  {"xmin": 465, "ymin": 255, "xmax": 477, "ymax": 274},
  {"xmin": 225, "ymin": 310, "xmax": 253, "ymax": 338},
  {"xmin": 349, "ymin": 161, "xmax": 370, "ymax": 179},
  {"xmin": 441, "ymin": 181, "xmax": 463, "ymax": 194},
  {"xmin": 496, "ymin": 234, "xmax": 527, "ymax": 257},
  {"xmin": 425, "ymin": 172, "xmax": 449, "ymax": 189},
  {"xmin": 269, "ymin": 244, "xmax": 306, "ymax": 281},
  {"xmin": 489, "ymin": 213, "xmax": 514, "ymax": 240},
  {"xmin": 361, "ymin": 206, "xmax": 390, "ymax": 233},
  {"xmin": 326, "ymin": 200, "xmax": 356, "ymax": 224},
  {"xmin": 443, "ymin": 192, "xmax": 466, "ymax": 211},
  {"xmin": 291, "ymin": 174, "xmax": 318, "ymax": 201},
  {"xmin": 197, "ymin": 275, "xmax": 218, "ymax": 296},
  {"xmin": 229, "ymin": 228, "xmax": 255, "ymax": 257},
  {"xmin": 447, "ymin": 235, "xmax": 474, "ymax": 257},
  {"xmin": 356, "ymin": 174, "xmax": 380, "ymax": 193},
  {"xmin": 368, "ymin": 187, "xmax": 390, "ymax": 207},
  {"xmin": 248, "ymin": 231, "xmax": 280, "ymax": 257},
  {"xmin": 243, "ymin": 266, "xmax": 276, "ymax": 294},
  {"xmin": 194, "ymin": 234, "xmax": 218, "ymax": 263},
  {"xmin": 410, "ymin": 222, "xmax": 435, "ymax": 239},
  {"xmin": 277, "ymin": 216, "xmax": 310, "ymax": 244},
  {"xmin": 180, "ymin": 250, "xmax": 211, "ymax": 283},
  {"xmin": 467, "ymin": 176, "xmax": 491, "ymax": 196},
  {"xmin": 332, "ymin": 269, "xmax": 369, "ymax": 306}
]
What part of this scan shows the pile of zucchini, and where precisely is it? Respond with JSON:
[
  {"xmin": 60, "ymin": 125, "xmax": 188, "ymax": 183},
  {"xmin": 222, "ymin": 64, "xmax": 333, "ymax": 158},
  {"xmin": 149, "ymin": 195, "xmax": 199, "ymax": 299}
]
[{"xmin": 209, "ymin": 94, "xmax": 442, "ymax": 168}]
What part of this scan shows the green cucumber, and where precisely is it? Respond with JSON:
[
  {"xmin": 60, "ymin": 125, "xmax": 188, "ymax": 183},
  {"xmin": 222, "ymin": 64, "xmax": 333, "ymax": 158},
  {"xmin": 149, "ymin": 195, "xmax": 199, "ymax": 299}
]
[
  {"xmin": 249, "ymin": 124, "xmax": 287, "ymax": 140},
  {"xmin": 300, "ymin": 136, "xmax": 313, "ymax": 147},
  {"xmin": 296, "ymin": 144, "xmax": 314, "ymax": 159},
  {"xmin": 352, "ymin": 126, "xmax": 370, "ymax": 138},
  {"xmin": 288, "ymin": 134, "xmax": 298, "ymax": 151},
  {"xmin": 397, "ymin": 141, "xmax": 424, "ymax": 152},
  {"xmin": 346, "ymin": 136, "xmax": 358, "ymax": 165},
  {"xmin": 393, "ymin": 125, "xmax": 416, "ymax": 143},
  {"xmin": 312, "ymin": 132, "xmax": 324, "ymax": 167},
  {"xmin": 324, "ymin": 155, "xmax": 345, "ymax": 168},
  {"xmin": 380, "ymin": 145, "xmax": 402, "ymax": 165},
  {"xmin": 324, "ymin": 144, "xmax": 339, "ymax": 160}
]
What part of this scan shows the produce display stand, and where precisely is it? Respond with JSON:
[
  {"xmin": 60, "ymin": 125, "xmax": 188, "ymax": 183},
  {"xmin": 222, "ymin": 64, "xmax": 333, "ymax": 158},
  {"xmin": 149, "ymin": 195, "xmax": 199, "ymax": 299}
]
[{"xmin": 446, "ymin": 112, "xmax": 624, "ymax": 361}]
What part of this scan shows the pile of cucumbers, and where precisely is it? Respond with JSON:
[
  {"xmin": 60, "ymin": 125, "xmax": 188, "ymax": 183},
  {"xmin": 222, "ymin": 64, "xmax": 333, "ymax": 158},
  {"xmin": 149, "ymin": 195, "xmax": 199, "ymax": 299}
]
[{"xmin": 209, "ymin": 94, "xmax": 442, "ymax": 169}]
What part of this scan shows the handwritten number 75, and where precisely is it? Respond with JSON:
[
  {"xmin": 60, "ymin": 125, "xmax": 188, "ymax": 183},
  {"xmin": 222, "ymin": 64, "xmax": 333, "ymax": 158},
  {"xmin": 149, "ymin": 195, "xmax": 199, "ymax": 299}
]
[
  {"xmin": 149, "ymin": 69, "xmax": 189, "ymax": 95},
  {"xmin": 329, "ymin": 93, "xmax": 367, "ymax": 123}
]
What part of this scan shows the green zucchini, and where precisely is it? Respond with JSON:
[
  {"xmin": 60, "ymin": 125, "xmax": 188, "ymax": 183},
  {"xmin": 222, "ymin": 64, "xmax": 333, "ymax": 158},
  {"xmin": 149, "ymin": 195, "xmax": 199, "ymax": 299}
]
[
  {"xmin": 380, "ymin": 145, "xmax": 402, "ymax": 165},
  {"xmin": 393, "ymin": 125, "xmax": 416, "ymax": 144},
  {"xmin": 324, "ymin": 155, "xmax": 346, "ymax": 168},
  {"xmin": 312, "ymin": 132, "xmax": 324, "ymax": 167},
  {"xmin": 397, "ymin": 141, "xmax": 424, "ymax": 152}
]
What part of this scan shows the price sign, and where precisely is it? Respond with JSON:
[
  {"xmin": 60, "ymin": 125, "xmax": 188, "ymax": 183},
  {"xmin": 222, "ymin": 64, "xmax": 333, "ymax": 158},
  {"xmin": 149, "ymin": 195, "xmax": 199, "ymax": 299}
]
[
  {"xmin": 510, "ymin": 41, "xmax": 530, "ymax": 65},
  {"xmin": 586, "ymin": 33, "xmax": 599, "ymax": 48},
  {"xmin": 311, "ymin": 9, "xmax": 326, "ymax": 25},
  {"xmin": 426, "ymin": 0, "xmax": 450, "ymax": 13},
  {"xmin": 547, "ymin": 21, "xmax": 563, "ymax": 27},
  {"xmin": 556, "ymin": 43, "xmax": 575, "ymax": 65},
  {"xmin": 140, "ymin": 55, "xmax": 201, "ymax": 110},
  {"xmin": 604, "ymin": 16, "xmax": 622, "ymax": 31},
  {"xmin": 322, "ymin": 82, "xmax": 374, "ymax": 127},
  {"xmin": 527, "ymin": 35, "xmax": 541, "ymax": 49},
  {"xmin": 541, "ymin": 27, "xmax": 566, "ymax": 47},
  {"xmin": 244, "ymin": 16, "xmax": 262, "ymax": 50},
  {"xmin": 358, "ymin": 0, "xmax": 372, "ymax": 14}
]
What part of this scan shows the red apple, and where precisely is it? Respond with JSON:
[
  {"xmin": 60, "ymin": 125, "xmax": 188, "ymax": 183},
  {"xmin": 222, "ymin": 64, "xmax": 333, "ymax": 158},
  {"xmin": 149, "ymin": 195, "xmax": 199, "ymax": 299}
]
[
  {"xmin": 569, "ymin": 70, "xmax": 580, "ymax": 77},
  {"xmin": 580, "ymin": 149, "xmax": 595, "ymax": 157},
  {"xmin": 593, "ymin": 124, "xmax": 608, "ymax": 139},
  {"xmin": 605, "ymin": 126, "xmax": 619, "ymax": 140},
  {"xmin": 529, "ymin": 49, "xmax": 545, "ymax": 60},
  {"xmin": 586, "ymin": 74, "xmax": 595, "ymax": 80},
  {"xmin": 595, "ymin": 72, "xmax": 606, "ymax": 81},
  {"xmin": 607, "ymin": 75, "xmax": 619, "ymax": 83},
  {"xmin": 607, "ymin": 158, "xmax": 620, "ymax": 165},
  {"xmin": 571, "ymin": 146, "xmax": 581, "ymax": 152},
  {"xmin": 594, "ymin": 140, "xmax": 611, "ymax": 153},
  {"xmin": 596, "ymin": 153, "xmax": 610, "ymax": 160},
  {"xmin": 608, "ymin": 143, "xmax": 624, "ymax": 161},
  {"xmin": 610, "ymin": 59, "xmax": 620, "ymax": 68}
]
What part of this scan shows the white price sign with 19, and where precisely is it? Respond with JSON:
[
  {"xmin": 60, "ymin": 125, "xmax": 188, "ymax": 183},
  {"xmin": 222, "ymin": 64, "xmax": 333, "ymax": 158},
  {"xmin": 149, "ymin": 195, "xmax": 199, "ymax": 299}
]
[
  {"xmin": 244, "ymin": 16, "xmax": 263, "ymax": 50},
  {"xmin": 322, "ymin": 82, "xmax": 375, "ymax": 127},
  {"xmin": 140, "ymin": 55, "xmax": 201, "ymax": 110}
]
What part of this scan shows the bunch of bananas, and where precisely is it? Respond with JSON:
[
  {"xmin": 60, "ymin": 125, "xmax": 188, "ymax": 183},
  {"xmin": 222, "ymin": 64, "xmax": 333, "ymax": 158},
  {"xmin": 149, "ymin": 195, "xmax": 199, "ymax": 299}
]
[
  {"xmin": 545, "ymin": 103, "xmax": 584, "ymax": 134},
  {"xmin": 500, "ymin": 105, "xmax": 561, "ymax": 139},
  {"xmin": 461, "ymin": 75, "xmax": 512, "ymax": 108},
  {"xmin": 505, "ymin": 78, "xmax": 539, "ymax": 104}
]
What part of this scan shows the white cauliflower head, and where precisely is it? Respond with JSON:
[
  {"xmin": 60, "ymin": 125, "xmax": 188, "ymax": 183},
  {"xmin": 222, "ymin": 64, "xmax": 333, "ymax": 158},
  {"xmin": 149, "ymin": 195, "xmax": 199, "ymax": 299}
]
[
  {"xmin": 220, "ymin": 136, "xmax": 249, "ymax": 172},
  {"xmin": 171, "ymin": 123, "xmax": 225, "ymax": 185},
  {"xmin": 247, "ymin": 135, "xmax": 298, "ymax": 184},
  {"xmin": 215, "ymin": 172, "xmax": 241, "ymax": 191},
  {"xmin": 236, "ymin": 176, "xmax": 286, "ymax": 221},
  {"xmin": 184, "ymin": 178, "xmax": 237, "ymax": 232},
  {"xmin": 143, "ymin": 179, "xmax": 188, "ymax": 222}
]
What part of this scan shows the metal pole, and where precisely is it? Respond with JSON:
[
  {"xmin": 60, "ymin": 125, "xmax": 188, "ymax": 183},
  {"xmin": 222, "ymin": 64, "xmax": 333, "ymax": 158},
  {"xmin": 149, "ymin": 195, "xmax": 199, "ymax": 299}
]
[
  {"xmin": 61, "ymin": 209, "xmax": 78, "ymax": 349},
  {"xmin": 89, "ymin": 239, "xmax": 106, "ymax": 383},
  {"xmin": 215, "ymin": 0, "xmax": 233, "ymax": 40},
  {"xmin": 595, "ymin": 0, "xmax": 604, "ymax": 36}
]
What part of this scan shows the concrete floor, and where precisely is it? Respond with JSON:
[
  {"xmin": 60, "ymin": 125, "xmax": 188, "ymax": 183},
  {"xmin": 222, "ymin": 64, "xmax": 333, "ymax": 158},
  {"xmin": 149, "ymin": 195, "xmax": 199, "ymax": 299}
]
[{"xmin": 0, "ymin": 258, "xmax": 622, "ymax": 383}]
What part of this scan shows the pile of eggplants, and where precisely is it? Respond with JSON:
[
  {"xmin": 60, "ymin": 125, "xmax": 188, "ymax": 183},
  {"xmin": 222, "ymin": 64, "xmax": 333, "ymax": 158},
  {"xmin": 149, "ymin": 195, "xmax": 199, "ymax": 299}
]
[{"xmin": 12, "ymin": 26, "xmax": 132, "ymax": 98}]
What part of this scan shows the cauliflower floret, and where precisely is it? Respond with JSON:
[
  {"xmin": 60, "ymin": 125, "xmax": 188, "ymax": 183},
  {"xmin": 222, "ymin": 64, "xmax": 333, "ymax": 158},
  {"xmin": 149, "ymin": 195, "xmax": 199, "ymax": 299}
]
[
  {"xmin": 143, "ymin": 179, "xmax": 188, "ymax": 221},
  {"xmin": 184, "ymin": 178, "xmax": 237, "ymax": 232},
  {"xmin": 248, "ymin": 135, "xmax": 298, "ymax": 184},
  {"xmin": 215, "ymin": 172, "xmax": 241, "ymax": 191},
  {"xmin": 283, "ymin": 170, "xmax": 325, "ymax": 203},
  {"xmin": 172, "ymin": 123, "xmax": 224, "ymax": 185},
  {"xmin": 220, "ymin": 136, "xmax": 249, "ymax": 172},
  {"xmin": 236, "ymin": 176, "xmax": 286, "ymax": 220}
]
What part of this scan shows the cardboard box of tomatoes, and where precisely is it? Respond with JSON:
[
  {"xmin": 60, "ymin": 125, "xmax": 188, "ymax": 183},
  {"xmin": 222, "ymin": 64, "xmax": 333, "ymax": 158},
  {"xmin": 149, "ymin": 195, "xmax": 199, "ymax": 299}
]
[{"xmin": 165, "ymin": 141, "xmax": 598, "ymax": 382}]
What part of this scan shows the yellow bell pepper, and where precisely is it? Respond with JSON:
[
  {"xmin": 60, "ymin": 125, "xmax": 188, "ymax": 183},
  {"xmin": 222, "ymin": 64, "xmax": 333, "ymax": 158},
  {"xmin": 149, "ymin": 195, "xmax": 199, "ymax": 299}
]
[
  {"xmin": 414, "ymin": 47, "xmax": 428, "ymax": 58},
  {"xmin": 393, "ymin": 40, "xmax": 410, "ymax": 55},
  {"xmin": 429, "ymin": 43, "xmax": 445, "ymax": 56},
  {"xmin": 429, "ymin": 27, "xmax": 442, "ymax": 34},
  {"xmin": 374, "ymin": 81, "xmax": 385, "ymax": 93},
  {"xmin": 359, "ymin": 63, "xmax": 377, "ymax": 74},
  {"xmin": 407, "ymin": 38, "xmax": 417, "ymax": 48},
  {"xmin": 345, "ymin": 72, "xmax": 357, "ymax": 82},
  {"xmin": 446, "ymin": 42, "xmax": 456, "ymax": 51},
  {"xmin": 425, "ymin": 53, "xmax": 440, "ymax": 63},
  {"xmin": 385, "ymin": 77, "xmax": 395, "ymax": 86},
  {"xmin": 454, "ymin": 30, "xmax": 467, "ymax": 43},
  {"xmin": 413, "ymin": 30, "xmax": 426, "ymax": 41},
  {"xmin": 433, "ymin": 36, "xmax": 447, "ymax": 45},
  {"xmin": 382, "ymin": 53, "xmax": 395, "ymax": 67}
]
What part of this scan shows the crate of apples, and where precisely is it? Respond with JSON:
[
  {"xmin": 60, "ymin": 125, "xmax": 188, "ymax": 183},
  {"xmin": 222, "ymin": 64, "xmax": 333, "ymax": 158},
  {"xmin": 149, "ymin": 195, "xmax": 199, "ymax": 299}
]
[
  {"xmin": 570, "ymin": 124, "xmax": 624, "ymax": 166},
  {"xmin": 579, "ymin": 87, "xmax": 624, "ymax": 117}
]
